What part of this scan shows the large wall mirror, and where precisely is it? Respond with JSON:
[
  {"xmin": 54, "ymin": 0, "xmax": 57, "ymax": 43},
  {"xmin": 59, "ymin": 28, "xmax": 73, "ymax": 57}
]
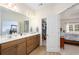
[
  {"xmin": 0, "ymin": 6, "xmax": 29, "ymax": 38},
  {"xmin": 2, "ymin": 20, "xmax": 19, "ymax": 35}
]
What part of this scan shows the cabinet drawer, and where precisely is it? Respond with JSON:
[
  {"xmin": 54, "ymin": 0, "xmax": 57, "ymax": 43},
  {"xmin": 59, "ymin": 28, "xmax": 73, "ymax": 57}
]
[
  {"xmin": 1, "ymin": 40, "xmax": 17, "ymax": 49},
  {"xmin": 1, "ymin": 46, "xmax": 17, "ymax": 55},
  {"xmin": 1, "ymin": 38, "xmax": 26, "ymax": 50},
  {"xmin": 17, "ymin": 38, "xmax": 26, "ymax": 44}
]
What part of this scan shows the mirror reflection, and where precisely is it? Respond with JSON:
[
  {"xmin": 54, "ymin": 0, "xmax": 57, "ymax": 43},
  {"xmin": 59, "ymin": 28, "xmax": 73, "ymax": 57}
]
[
  {"xmin": 2, "ymin": 20, "xmax": 18, "ymax": 35},
  {"xmin": 0, "ymin": 6, "xmax": 29, "ymax": 39}
]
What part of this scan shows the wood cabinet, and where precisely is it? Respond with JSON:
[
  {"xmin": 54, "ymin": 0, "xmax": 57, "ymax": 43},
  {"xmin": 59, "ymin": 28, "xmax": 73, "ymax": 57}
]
[
  {"xmin": 33, "ymin": 36, "xmax": 37, "ymax": 49},
  {"xmin": 0, "ymin": 38, "xmax": 26, "ymax": 55},
  {"xmin": 26, "ymin": 37, "xmax": 34, "ymax": 54},
  {"xmin": 0, "ymin": 34, "xmax": 40, "ymax": 55},
  {"xmin": 60, "ymin": 37, "xmax": 64, "ymax": 49},
  {"xmin": 36, "ymin": 35, "xmax": 40, "ymax": 46},
  {"xmin": 0, "ymin": 40, "xmax": 18, "ymax": 55},
  {"xmin": 33, "ymin": 35, "xmax": 40, "ymax": 49},
  {"xmin": 26, "ymin": 35, "xmax": 40, "ymax": 54},
  {"xmin": 17, "ymin": 42, "xmax": 26, "ymax": 55},
  {"xmin": 0, "ymin": 45, "xmax": 1, "ymax": 55},
  {"xmin": 1, "ymin": 45, "xmax": 17, "ymax": 55}
]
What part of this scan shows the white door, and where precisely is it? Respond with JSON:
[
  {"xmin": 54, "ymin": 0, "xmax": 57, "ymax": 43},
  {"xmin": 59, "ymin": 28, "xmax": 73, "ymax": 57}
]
[{"xmin": 46, "ymin": 14, "xmax": 60, "ymax": 52}]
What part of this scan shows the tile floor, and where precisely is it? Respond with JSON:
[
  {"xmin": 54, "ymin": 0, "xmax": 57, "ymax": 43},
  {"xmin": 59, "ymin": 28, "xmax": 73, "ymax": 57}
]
[{"xmin": 30, "ymin": 44, "xmax": 79, "ymax": 55}]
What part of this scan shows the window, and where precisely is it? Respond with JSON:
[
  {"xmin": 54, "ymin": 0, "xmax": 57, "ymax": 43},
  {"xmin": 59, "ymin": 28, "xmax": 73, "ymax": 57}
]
[
  {"xmin": 69, "ymin": 25, "xmax": 73, "ymax": 31},
  {"xmin": 66, "ymin": 23, "xmax": 79, "ymax": 33},
  {"xmin": 75, "ymin": 24, "xmax": 79, "ymax": 31}
]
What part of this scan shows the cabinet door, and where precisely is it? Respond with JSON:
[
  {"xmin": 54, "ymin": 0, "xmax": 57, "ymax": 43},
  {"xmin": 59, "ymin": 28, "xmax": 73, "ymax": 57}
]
[
  {"xmin": 33, "ymin": 36, "xmax": 38, "ymax": 49},
  {"xmin": 35, "ymin": 35, "xmax": 40, "ymax": 47},
  {"xmin": 17, "ymin": 42, "xmax": 26, "ymax": 55},
  {"xmin": 27, "ymin": 38, "xmax": 33, "ymax": 46},
  {"xmin": 37, "ymin": 35, "xmax": 40, "ymax": 46},
  {"xmin": 27, "ymin": 45, "xmax": 33, "ymax": 54},
  {"xmin": 1, "ymin": 46, "xmax": 17, "ymax": 55},
  {"xmin": 33, "ymin": 35, "xmax": 40, "ymax": 50},
  {"xmin": 26, "ymin": 37, "xmax": 34, "ymax": 54}
]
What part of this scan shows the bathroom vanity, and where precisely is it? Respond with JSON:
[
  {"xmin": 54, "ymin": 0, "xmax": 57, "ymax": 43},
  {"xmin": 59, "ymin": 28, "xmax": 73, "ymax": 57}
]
[
  {"xmin": 0, "ymin": 6, "xmax": 40, "ymax": 55},
  {"xmin": 0, "ymin": 33, "xmax": 40, "ymax": 55}
]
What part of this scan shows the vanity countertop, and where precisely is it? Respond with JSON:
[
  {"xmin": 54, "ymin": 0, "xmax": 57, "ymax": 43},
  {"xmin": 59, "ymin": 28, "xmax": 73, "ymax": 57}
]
[{"xmin": 0, "ymin": 33, "xmax": 40, "ymax": 44}]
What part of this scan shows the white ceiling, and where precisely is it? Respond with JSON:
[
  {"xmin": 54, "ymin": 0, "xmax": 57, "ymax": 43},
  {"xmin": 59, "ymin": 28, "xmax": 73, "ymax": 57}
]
[
  {"xmin": 25, "ymin": 3, "xmax": 45, "ymax": 10},
  {"xmin": 61, "ymin": 4, "xmax": 79, "ymax": 19},
  {"xmin": 21, "ymin": 3, "xmax": 56, "ymax": 11},
  {"xmin": 0, "ymin": 3, "xmax": 74, "ymax": 11},
  {"xmin": 0, "ymin": 3, "xmax": 75, "ymax": 16}
]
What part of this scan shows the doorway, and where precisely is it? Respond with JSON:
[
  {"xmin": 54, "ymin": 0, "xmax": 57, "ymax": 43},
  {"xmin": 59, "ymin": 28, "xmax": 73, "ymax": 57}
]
[{"xmin": 42, "ymin": 18, "xmax": 47, "ymax": 47}]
